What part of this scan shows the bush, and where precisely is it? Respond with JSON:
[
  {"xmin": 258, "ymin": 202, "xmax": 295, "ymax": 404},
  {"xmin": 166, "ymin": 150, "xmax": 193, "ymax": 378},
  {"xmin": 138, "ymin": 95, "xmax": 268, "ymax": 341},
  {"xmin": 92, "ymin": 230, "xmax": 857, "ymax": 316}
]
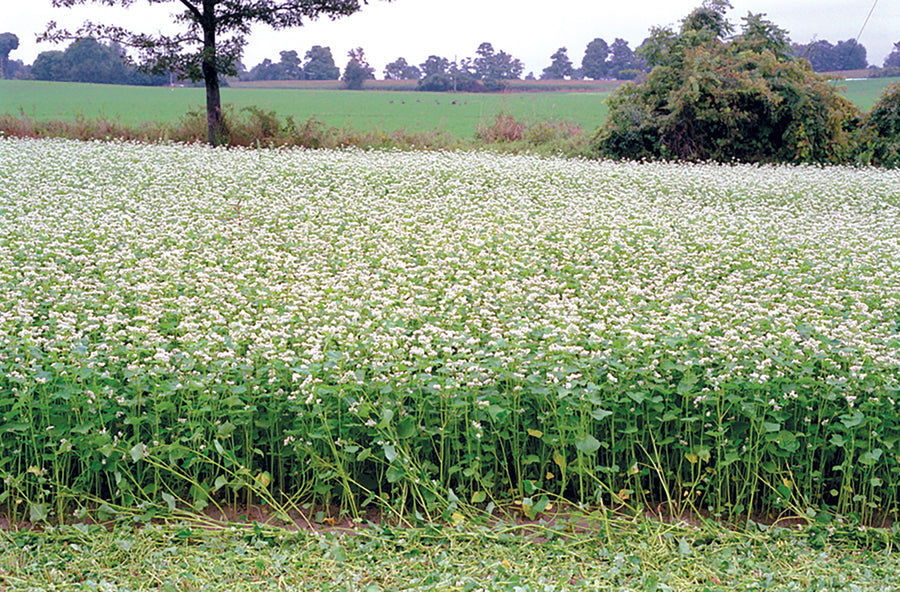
[
  {"xmin": 857, "ymin": 83, "xmax": 900, "ymax": 167},
  {"xmin": 593, "ymin": 5, "xmax": 862, "ymax": 165}
]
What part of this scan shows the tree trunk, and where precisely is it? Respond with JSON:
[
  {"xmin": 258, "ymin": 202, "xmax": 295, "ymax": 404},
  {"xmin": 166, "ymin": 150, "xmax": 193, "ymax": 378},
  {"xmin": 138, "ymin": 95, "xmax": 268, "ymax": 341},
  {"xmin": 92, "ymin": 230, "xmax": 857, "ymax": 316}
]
[{"xmin": 201, "ymin": 0, "xmax": 226, "ymax": 146}]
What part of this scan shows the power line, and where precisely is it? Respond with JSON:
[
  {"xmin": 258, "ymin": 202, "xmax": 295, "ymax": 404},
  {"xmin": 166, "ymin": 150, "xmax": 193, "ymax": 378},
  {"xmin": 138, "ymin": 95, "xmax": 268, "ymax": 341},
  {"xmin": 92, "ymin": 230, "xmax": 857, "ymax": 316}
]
[{"xmin": 856, "ymin": 0, "xmax": 879, "ymax": 43}]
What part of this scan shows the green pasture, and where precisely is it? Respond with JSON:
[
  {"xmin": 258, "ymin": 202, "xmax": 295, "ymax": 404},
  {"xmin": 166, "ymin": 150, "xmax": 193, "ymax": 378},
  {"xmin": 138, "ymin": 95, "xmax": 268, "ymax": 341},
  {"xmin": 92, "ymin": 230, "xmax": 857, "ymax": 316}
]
[
  {"xmin": 3, "ymin": 77, "xmax": 896, "ymax": 138},
  {"xmin": 0, "ymin": 80, "xmax": 610, "ymax": 137}
]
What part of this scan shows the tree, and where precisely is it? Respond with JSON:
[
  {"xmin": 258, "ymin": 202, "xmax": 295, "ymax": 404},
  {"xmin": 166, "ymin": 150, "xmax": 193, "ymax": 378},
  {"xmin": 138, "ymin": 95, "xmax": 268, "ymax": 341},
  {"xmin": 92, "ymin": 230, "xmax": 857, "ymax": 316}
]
[
  {"xmin": 0, "ymin": 33, "xmax": 18, "ymax": 80},
  {"xmin": 832, "ymin": 39, "xmax": 867, "ymax": 70},
  {"xmin": 541, "ymin": 47, "xmax": 574, "ymax": 79},
  {"xmin": 594, "ymin": 5, "xmax": 861, "ymax": 165},
  {"xmin": 884, "ymin": 42, "xmax": 900, "ymax": 69},
  {"xmin": 66, "ymin": 37, "xmax": 128, "ymax": 83},
  {"xmin": 607, "ymin": 38, "xmax": 640, "ymax": 79},
  {"xmin": 793, "ymin": 38, "xmax": 868, "ymax": 71},
  {"xmin": 419, "ymin": 55, "xmax": 451, "ymax": 77},
  {"xmin": 383, "ymin": 56, "xmax": 419, "ymax": 80},
  {"xmin": 303, "ymin": 45, "xmax": 339, "ymax": 80},
  {"xmin": 31, "ymin": 37, "xmax": 164, "ymax": 84},
  {"xmin": 31, "ymin": 50, "xmax": 68, "ymax": 81},
  {"xmin": 581, "ymin": 38, "xmax": 609, "ymax": 80},
  {"xmin": 43, "ymin": 0, "xmax": 386, "ymax": 146},
  {"xmin": 342, "ymin": 47, "xmax": 374, "ymax": 89},
  {"xmin": 278, "ymin": 50, "xmax": 303, "ymax": 79}
]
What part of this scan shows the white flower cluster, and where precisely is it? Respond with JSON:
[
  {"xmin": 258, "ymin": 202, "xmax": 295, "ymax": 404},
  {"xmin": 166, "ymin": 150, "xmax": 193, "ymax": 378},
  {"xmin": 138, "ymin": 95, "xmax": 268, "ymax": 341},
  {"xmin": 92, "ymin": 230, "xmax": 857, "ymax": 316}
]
[{"xmin": 0, "ymin": 138, "xmax": 897, "ymax": 409}]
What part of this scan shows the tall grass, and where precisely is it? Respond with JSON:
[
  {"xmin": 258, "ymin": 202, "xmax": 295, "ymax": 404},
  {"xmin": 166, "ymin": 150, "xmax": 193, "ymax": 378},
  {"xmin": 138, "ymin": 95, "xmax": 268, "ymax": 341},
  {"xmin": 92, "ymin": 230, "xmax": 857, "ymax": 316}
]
[{"xmin": 0, "ymin": 138, "xmax": 898, "ymax": 526}]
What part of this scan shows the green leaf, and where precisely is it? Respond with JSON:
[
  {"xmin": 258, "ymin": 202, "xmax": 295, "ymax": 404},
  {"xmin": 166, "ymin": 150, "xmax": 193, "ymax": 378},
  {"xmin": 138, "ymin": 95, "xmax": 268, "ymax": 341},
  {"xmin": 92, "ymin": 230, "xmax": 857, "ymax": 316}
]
[
  {"xmin": 216, "ymin": 421, "xmax": 236, "ymax": 438},
  {"xmin": 534, "ymin": 494, "xmax": 550, "ymax": 513},
  {"xmin": 386, "ymin": 465, "xmax": 404, "ymax": 483},
  {"xmin": 488, "ymin": 404, "xmax": 505, "ymax": 422},
  {"xmin": 575, "ymin": 434, "xmax": 602, "ymax": 454},
  {"xmin": 840, "ymin": 412, "xmax": 865, "ymax": 428},
  {"xmin": 383, "ymin": 444, "xmax": 397, "ymax": 463},
  {"xmin": 162, "ymin": 493, "xmax": 175, "ymax": 512},
  {"xmin": 29, "ymin": 503, "xmax": 48, "ymax": 523},
  {"xmin": 471, "ymin": 491, "xmax": 487, "ymax": 504},
  {"xmin": 859, "ymin": 449, "xmax": 883, "ymax": 466},
  {"xmin": 396, "ymin": 417, "xmax": 416, "ymax": 439},
  {"xmin": 762, "ymin": 422, "xmax": 781, "ymax": 433},
  {"xmin": 678, "ymin": 537, "xmax": 692, "ymax": 556},
  {"xmin": 129, "ymin": 443, "xmax": 146, "ymax": 462},
  {"xmin": 376, "ymin": 408, "xmax": 394, "ymax": 430},
  {"xmin": 590, "ymin": 408, "xmax": 613, "ymax": 421}
]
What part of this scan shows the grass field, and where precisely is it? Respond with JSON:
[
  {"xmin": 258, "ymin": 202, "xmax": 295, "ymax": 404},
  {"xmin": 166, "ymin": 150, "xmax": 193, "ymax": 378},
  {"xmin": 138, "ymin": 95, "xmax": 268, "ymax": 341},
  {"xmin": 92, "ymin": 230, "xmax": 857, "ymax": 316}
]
[
  {"xmin": 0, "ymin": 80, "xmax": 611, "ymax": 138},
  {"xmin": 2, "ymin": 77, "xmax": 897, "ymax": 139}
]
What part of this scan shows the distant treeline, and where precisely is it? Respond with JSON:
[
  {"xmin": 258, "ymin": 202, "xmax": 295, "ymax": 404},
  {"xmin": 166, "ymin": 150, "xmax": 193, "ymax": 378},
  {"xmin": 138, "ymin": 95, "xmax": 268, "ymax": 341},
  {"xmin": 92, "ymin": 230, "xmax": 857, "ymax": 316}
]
[{"xmin": 2, "ymin": 31, "xmax": 900, "ymax": 88}]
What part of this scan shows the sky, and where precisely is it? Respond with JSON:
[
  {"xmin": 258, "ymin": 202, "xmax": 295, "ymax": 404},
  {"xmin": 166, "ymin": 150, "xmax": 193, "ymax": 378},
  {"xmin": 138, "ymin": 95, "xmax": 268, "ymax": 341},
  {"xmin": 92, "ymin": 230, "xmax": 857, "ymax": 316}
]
[{"xmin": 6, "ymin": 0, "xmax": 898, "ymax": 77}]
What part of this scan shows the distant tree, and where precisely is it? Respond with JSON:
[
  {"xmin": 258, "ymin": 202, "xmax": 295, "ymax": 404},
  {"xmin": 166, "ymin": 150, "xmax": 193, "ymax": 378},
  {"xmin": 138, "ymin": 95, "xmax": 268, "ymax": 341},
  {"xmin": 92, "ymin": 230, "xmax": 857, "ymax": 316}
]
[
  {"xmin": 247, "ymin": 57, "xmax": 279, "ymax": 80},
  {"xmin": 472, "ymin": 42, "xmax": 523, "ymax": 82},
  {"xmin": 67, "ymin": 37, "xmax": 128, "ymax": 83},
  {"xmin": 0, "ymin": 33, "xmax": 19, "ymax": 80},
  {"xmin": 541, "ymin": 47, "xmax": 574, "ymax": 79},
  {"xmin": 793, "ymin": 38, "xmax": 868, "ymax": 71},
  {"xmin": 31, "ymin": 50, "xmax": 68, "ymax": 81},
  {"xmin": 416, "ymin": 54, "xmax": 452, "ymax": 89},
  {"xmin": 607, "ymin": 38, "xmax": 640, "ymax": 79},
  {"xmin": 419, "ymin": 55, "xmax": 451, "ymax": 77},
  {"xmin": 31, "ymin": 37, "xmax": 161, "ymax": 84},
  {"xmin": 581, "ymin": 38, "xmax": 609, "ymax": 80},
  {"xmin": 43, "ymin": 0, "xmax": 388, "ymax": 146},
  {"xmin": 885, "ymin": 42, "xmax": 900, "ymax": 68},
  {"xmin": 303, "ymin": 45, "xmax": 339, "ymax": 80},
  {"xmin": 278, "ymin": 50, "xmax": 303, "ymax": 79},
  {"xmin": 342, "ymin": 47, "xmax": 374, "ymax": 89},
  {"xmin": 383, "ymin": 56, "xmax": 420, "ymax": 80},
  {"xmin": 832, "ymin": 39, "xmax": 867, "ymax": 70}
]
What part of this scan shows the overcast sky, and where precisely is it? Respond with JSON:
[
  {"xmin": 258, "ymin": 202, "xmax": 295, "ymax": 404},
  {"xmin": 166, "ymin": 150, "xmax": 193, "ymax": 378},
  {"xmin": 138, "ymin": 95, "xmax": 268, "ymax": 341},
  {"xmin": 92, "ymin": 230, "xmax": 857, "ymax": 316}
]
[{"xmin": 7, "ymin": 0, "xmax": 898, "ymax": 76}]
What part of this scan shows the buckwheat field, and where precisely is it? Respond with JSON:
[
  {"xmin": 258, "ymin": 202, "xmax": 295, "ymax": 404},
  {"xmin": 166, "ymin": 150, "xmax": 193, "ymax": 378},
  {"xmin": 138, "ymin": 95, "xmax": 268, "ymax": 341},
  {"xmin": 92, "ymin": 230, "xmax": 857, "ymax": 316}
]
[{"xmin": 1, "ymin": 137, "xmax": 898, "ymax": 523}]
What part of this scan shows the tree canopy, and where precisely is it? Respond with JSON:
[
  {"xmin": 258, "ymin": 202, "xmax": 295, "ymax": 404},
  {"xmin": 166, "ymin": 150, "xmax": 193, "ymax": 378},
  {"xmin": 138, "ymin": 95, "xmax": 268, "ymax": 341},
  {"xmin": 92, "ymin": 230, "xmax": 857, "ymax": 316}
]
[
  {"xmin": 541, "ymin": 47, "xmax": 575, "ymax": 80},
  {"xmin": 32, "ymin": 37, "xmax": 166, "ymax": 85},
  {"xmin": 383, "ymin": 57, "xmax": 420, "ymax": 80},
  {"xmin": 342, "ymin": 47, "xmax": 374, "ymax": 89},
  {"xmin": 0, "ymin": 33, "xmax": 19, "ymax": 80},
  {"xmin": 43, "ymin": 0, "xmax": 386, "ymax": 144}
]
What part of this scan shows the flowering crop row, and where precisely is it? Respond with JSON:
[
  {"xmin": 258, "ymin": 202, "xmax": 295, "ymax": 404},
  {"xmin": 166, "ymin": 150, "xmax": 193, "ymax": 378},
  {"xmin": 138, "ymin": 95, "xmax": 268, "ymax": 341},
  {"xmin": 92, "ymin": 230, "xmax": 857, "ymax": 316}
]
[{"xmin": 1, "ymin": 138, "xmax": 898, "ymax": 522}]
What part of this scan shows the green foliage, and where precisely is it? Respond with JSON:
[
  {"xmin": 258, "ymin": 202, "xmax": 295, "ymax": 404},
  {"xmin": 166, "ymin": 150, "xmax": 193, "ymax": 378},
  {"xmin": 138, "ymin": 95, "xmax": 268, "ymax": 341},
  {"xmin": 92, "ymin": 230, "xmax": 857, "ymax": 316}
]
[
  {"xmin": 793, "ymin": 39, "xmax": 869, "ymax": 72},
  {"xmin": 31, "ymin": 38, "xmax": 165, "ymax": 85},
  {"xmin": 0, "ymin": 32, "xmax": 19, "ymax": 80},
  {"xmin": 580, "ymin": 38, "xmax": 609, "ymax": 80},
  {"xmin": 857, "ymin": 83, "xmax": 900, "ymax": 167},
  {"xmin": 383, "ymin": 56, "xmax": 420, "ymax": 80},
  {"xmin": 303, "ymin": 45, "xmax": 340, "ymax": 81},
  {"xmin": 342, "ymin": 47, "xmax": 375, "ymax": 90},
  {"xmin": 595, "ymin": 7, "xmax": 862, "ymax": 164},
  {"xmin": 1, "ymin": 140, "xmax": 899, "ymax": 527},
  {"xmin": 541, "ymin": 47, "xmax": 575, "ymax": 80}
]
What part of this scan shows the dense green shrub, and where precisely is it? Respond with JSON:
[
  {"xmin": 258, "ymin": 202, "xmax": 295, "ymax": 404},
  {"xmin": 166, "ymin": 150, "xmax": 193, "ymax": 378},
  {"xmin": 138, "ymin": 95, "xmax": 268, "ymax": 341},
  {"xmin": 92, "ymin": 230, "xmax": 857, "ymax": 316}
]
[
  {"xmin": 593, "ymin": 3, "xmax": 862, "ymax": 164},
  {"xmin": 857, "ymin": 83, "xmax": 900, "ymax": 167}
]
